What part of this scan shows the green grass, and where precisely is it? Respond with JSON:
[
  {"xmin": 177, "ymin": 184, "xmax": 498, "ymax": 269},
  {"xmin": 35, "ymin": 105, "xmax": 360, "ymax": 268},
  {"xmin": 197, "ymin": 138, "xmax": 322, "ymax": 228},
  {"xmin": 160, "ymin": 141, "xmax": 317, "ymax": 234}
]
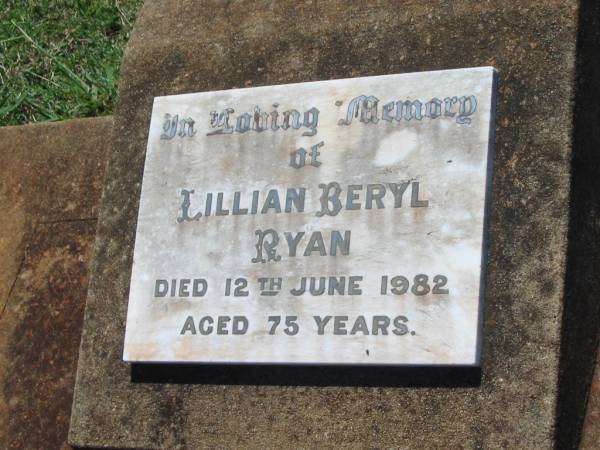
[{"xmin": 0, "ymin": 0, "xmax": 144, "ymax": 126}]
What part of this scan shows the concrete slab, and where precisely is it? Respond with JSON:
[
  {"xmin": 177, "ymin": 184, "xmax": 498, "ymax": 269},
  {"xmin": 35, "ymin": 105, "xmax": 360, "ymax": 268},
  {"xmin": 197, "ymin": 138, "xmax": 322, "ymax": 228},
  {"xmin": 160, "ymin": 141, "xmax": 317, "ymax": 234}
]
[
  {"xmin": 0, "ymin": 117, "xmax": 111, "ymax": 449},
  {"xmin": 69, "ymin": 1, "xmax": 585, "ymax": 448}
]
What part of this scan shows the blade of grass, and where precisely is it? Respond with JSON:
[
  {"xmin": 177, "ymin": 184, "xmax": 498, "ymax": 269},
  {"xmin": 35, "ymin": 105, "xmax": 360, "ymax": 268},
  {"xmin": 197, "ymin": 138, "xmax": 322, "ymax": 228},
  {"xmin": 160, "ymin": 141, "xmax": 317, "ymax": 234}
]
[
  {"xmin": 21, "ymin": 68, "xmax": 59, "ymax": 86},
  {"xmin": 11, "ymin": 20, "xmax": 90, "ymax": 94},
  {"xmin": 0, "ymin": 35, "xmax": 25, "ymax": 45},
  {"xmin": 0, "ymin": 93, "xmax": 27, "ymax": 117}
]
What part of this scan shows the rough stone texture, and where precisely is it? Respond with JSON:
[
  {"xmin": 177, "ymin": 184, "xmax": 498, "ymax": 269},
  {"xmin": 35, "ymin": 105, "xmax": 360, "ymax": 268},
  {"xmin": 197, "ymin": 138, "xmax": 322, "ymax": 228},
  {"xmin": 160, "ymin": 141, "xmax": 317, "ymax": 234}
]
[
  {"xmin": 0, "ymin": 118, "xmax": 111, "ymax": 449},
  {"xmin": 69, "ymin": 1, "xmax": 586, "ymax": 449}
]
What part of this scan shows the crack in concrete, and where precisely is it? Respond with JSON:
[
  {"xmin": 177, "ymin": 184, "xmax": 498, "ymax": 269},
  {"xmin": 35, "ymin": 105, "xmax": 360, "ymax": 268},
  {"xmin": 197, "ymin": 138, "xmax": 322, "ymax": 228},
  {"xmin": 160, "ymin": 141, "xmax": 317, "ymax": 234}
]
[
  {"xmin": 0, "ymin": 254, "xmax": 26, "ymax": 321},
  {"xmin": 36, "ymin": 217, "xmax": 98, "ymax": 225},
  {"xmin": 0, "ymin": 216, "xmax": 98, "ymax": 321}
]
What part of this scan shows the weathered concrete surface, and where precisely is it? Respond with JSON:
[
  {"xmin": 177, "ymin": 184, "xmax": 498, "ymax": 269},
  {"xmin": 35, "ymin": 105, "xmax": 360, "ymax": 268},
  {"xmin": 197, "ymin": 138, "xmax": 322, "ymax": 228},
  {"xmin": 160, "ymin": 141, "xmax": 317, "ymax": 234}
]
[
  {"xmin": 70, "ymin": 1, "xmax": 585, "ymax": 449},
  {"xmin": 0, "ymin": 118, "xmax": 111, "ymax": 449}
]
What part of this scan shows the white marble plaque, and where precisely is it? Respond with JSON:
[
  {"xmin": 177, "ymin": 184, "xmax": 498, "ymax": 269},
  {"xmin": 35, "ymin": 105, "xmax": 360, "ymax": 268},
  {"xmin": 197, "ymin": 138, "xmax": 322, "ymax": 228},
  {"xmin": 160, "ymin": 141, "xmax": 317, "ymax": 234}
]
[{"xmin": 123, "ymin": 67, "xmax": 496, "ymax": 365}]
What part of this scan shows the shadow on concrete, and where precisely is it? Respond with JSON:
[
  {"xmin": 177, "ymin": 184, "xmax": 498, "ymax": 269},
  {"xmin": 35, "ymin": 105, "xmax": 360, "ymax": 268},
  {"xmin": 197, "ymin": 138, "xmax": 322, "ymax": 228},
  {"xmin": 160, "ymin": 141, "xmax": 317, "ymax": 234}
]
[
  {"xmin": 555, "ymin": 0, "xmax": 600, "ymax": 448},
  {"xmin": 131, "ymin": 363, "xmax": 481, "ymax": 388}
]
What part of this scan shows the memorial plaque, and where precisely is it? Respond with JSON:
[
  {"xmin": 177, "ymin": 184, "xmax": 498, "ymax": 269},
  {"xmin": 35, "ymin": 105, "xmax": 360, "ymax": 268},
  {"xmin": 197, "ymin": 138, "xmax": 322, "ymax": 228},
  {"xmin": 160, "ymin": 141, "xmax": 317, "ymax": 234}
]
[{"xmin": 123, "ymin": 67, "xmax": 496, "ymax": 365}]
